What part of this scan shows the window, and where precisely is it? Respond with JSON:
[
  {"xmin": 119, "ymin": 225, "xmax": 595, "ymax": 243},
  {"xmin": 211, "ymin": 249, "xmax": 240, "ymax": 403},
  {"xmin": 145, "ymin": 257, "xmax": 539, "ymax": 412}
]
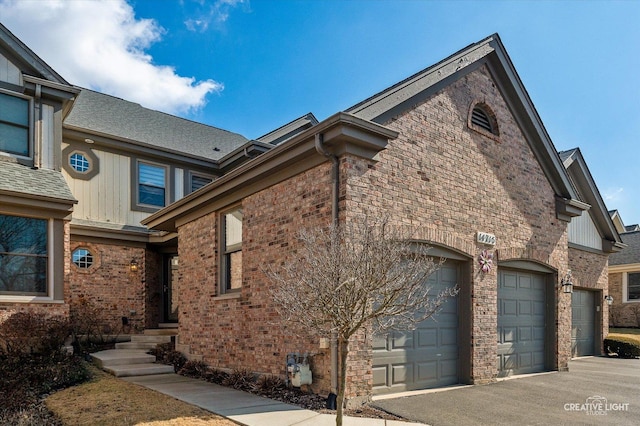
[
  {"xmin": 191, "ymin": 174, "xmax": 213, "ymax": 193},
  {"xmin": 70, "ymin": 152, "xmax": 90, "ymax": 173},
  {"xmin": 221, "ymin": 208, "xmax": 243, "ymax": 292},
  {"xmin": 72, "ymin": 248, "xmax": 93, "ymax": 269},
  {"xmin": 0, "ymin": 214, "xmax": 47, "ymax": 295},
  {"xmin": 138, "ymin": 162, "xmax": 167, "ymax": 207},
  {"xmin": 0, "ymin": 92, "xmax": 30, "ymax": 156},
  {"xmin": 628, "ymin": 273, "xmax": 640, "ymax": 301}
]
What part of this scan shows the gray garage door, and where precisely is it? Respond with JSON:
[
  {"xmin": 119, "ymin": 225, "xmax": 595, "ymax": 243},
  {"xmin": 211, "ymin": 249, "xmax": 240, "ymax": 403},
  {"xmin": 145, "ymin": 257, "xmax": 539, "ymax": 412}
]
[
  {"xmin": 498, "ymin": 269, "xmax": 546, "ymax": 376},
  {"xmin": 572, "ymin": 290, "xmax": 595, "ymax": 357},
  {"xmin": 372, "ymin": 262, "xmax": 459, "ymax": 395}
]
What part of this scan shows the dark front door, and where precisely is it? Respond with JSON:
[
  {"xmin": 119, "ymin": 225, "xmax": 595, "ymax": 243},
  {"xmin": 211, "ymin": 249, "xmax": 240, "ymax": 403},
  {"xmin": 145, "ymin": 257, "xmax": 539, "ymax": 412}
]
[
  {"xmin": 163, "ymin": 254, "xmax": 179, "ymax": 323},
  {"xmin": 572, "ymin": 289, "xmax": 596, "ymax": 357}
]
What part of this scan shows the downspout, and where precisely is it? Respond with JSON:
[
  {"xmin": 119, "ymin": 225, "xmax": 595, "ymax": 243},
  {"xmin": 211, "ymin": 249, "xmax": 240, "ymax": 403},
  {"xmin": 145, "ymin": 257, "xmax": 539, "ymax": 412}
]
[{"xmin": 314, "ymin": 133, "xmax": 339, "ymax": 398}]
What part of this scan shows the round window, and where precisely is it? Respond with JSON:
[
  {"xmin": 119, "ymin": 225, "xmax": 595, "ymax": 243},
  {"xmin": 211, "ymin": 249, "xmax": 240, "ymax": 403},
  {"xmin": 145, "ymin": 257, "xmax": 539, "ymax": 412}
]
[
  {"xmin": 72, "ymin": 248, "xmax": 94, "ymax": 269},
  {"xmin": 70, "ymin": 152, "xmax": 90, "ymax": 173}
]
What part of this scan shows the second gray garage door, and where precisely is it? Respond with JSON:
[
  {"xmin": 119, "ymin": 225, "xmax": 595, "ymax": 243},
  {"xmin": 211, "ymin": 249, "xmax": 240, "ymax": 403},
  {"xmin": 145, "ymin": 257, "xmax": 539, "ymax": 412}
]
[
  {"xmin": 498, "ymin": 269, "xmax": 546, "ymax": 376},
  {"xmin": 372, "ymin": 262, "xmax": 459, "ymax": 394}
]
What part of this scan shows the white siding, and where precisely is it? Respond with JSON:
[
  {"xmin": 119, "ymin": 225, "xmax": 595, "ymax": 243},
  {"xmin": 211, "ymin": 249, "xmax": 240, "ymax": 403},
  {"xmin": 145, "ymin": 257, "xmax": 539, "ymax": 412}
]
[
  {"xmin": 62, "ymin": 145, "xmax": 149, "ymax": 227},
  {"xmin": 568, "ymin": 211, "xmax": 602, "ymax": 250},
  {"xmin": 40, "ymin": 104, "xmax": 55, "ymax": 169},
  {"xmin": 0, "ymin": 52, "xmax": 21, "ymax": 85},
  {"xmin": 175, "ymin": 168, "xmax": 184, "ymax": 201}
]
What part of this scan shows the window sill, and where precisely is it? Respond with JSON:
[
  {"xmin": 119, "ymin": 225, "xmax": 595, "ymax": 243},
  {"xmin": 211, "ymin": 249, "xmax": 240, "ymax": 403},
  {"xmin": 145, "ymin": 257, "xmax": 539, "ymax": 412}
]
[
  {"xmin": 213, "ymin": 292, "xmax": 241, "ymax": 301},
  {"xmin": 0, "ymin": 296, "xmax": 64, "ymax": 304}
]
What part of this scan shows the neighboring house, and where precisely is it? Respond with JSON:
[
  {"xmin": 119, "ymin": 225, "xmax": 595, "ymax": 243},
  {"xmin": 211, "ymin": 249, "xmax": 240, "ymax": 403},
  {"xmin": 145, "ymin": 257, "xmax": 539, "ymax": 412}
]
[
  {"xmin": 608, "ymin": 211, "xmax": 640, "ymax": 327},
  {"xmin": 0, "ymin": 22, "xmax": 268, "ymax": 332},
  {"xmin": 142, "ymin": 33, "xmax": 622, "ymax": 403},
  {"xmin": 0, "ymin": 23, "xmax": 78, "ymax": 316}
]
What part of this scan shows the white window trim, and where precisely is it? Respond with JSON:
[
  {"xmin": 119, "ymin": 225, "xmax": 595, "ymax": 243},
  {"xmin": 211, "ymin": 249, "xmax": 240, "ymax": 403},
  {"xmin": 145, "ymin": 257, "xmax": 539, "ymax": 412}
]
[
  {"xmin": 622, "ymin": 271, "xmax": 640, "ymax": 304},
  {"xmin": 0, "ymin": 218, "xmax": 57, "ymax": 303}
]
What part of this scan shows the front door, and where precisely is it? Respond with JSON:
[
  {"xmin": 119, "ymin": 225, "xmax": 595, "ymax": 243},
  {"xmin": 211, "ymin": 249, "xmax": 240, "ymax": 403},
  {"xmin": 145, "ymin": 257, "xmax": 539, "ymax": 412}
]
[
  {"xmin": 571, "ymin": 289, "xmax": 596, "ymax": 357},
  {"xmin": 163, "ymin": 254, "xmax": 179, "ymax": 323}
]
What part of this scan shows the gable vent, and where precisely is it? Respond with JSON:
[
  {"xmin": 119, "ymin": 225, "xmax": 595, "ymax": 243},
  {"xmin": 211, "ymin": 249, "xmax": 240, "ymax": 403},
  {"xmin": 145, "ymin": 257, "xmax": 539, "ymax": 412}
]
[{"xmin": 471, "ymin": 107, "xmax": 493, "ymax": 133}]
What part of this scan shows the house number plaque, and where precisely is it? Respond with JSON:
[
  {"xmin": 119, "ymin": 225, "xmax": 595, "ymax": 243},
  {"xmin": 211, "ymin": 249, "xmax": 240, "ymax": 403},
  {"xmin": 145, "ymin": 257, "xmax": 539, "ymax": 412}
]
[{"xmin": 476, "ymin": 231, "xmax": 496, "ymax": 246}]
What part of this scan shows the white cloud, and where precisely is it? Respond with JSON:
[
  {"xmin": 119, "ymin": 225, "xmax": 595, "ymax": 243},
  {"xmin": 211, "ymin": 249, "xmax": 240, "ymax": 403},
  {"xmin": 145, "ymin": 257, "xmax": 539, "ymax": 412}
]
[
  {"xmin": 603, "ymin": 187, "xmax": 624, "ymax": 202},
  {"xmin": 0, "ymin": 0, "xmax": 221, "ymax": 115},
  {"xmin": 184, "ymin": 0, "xmax": 247, "ymax": 32}
]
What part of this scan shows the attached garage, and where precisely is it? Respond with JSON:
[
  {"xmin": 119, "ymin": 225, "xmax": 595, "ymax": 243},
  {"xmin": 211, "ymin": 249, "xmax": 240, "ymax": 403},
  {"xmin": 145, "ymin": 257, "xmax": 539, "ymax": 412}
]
[
  {"xmin": 372, "ymin": 261, "xmax": 461, "ymax": 394},
  {"xmin": 497, "ymin": 269, "xmax": 548, "ymax": 376},
  {"xmin": 571, "ymin": 289, "xmax": 596, "ymax": 357}
]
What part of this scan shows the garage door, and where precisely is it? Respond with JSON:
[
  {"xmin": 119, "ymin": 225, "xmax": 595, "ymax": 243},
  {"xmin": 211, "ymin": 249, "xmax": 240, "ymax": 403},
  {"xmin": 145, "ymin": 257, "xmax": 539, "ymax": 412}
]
[
  {"xmin": 372, "ymin": 262, "xmax": 459, "ymax": 395},
  {"xmin": 498, "ymin": 269, "xmax": 546, "ymax": 376},
  {"xmin": 572, "ymin": 290, "xmax": 595, "ymax": 357}
]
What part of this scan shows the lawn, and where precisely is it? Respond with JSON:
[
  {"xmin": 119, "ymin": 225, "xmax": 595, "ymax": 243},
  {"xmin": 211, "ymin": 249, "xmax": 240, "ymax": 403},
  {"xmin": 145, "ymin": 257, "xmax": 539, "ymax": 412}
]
[
  {"xmin": 608, "ymin": 328, "xmax": 640, "ymax": 344},
  {"xmin": 46, "ymin": 365, "xmax": 237, "ymax": 426}
]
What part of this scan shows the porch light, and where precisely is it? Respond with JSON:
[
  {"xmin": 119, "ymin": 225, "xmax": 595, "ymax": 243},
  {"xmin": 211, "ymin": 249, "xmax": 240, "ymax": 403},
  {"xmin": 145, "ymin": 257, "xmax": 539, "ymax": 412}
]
[
  {"xmin": 130, "ymin": 259, "xmax": 139, "ymax": 272},
  {"xmin": 604, "ymin": 295, "xmax": 614, "ymax": 305},
  {"xmin": 561, "ymin": 270, "xmax": 573, "ymax": 294}
]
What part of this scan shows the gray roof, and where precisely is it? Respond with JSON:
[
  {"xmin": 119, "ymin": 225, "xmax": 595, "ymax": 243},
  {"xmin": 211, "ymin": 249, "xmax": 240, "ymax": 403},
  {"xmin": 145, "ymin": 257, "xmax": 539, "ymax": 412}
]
[
  {"xmin": 0, "ymin": 158, "xmax": 76, "ymax": 202},
  {"xmin": 64, "ymin": 89, "xmax": 248, "ymax": 161},
  {"xmin": 610, "ymin": 231, "xmax": 640, "ymax": 265}
]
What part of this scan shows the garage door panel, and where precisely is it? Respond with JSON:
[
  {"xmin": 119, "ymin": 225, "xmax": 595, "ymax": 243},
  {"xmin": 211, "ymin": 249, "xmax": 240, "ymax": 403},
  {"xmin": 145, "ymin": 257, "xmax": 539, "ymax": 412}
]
[
  {"xmin": 391, "ymin": 331, "xmax": 414, "ymax": 349},
  {"xmin": 392, "ymin": 364, "xmax": 413, "ymax": 385},
  {"xmin": 498, "ymin": 270, "xmax": 547, "ymax": 376},
  {"xmin": 373, "ymin": 261, "xmax": 460, "ymax": 394},
  {"xmin": 502, "ymin": 299, "xmax": 517, "ymax": 315},
  {"xmin": 372, "ymin": 365, "xmax": 388, "ymax": 387},
  {"xmin": 373, "ymin": 335, "xmax": 388, "ymax": 351}
]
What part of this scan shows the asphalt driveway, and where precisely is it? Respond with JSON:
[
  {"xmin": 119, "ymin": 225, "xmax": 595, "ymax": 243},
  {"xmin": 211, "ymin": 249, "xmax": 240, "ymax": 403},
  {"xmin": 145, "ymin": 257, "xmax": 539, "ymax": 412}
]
[{"xmin": 372, "ymin": 357, "xmax": 639, "ymax": 425}]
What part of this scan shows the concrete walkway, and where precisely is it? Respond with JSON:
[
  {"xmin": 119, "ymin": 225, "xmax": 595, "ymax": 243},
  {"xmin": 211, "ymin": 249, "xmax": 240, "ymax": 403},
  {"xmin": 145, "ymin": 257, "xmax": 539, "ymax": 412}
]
[{"xmin": 123, "ymin": 373, "xmax": 425, "ymax": 426}]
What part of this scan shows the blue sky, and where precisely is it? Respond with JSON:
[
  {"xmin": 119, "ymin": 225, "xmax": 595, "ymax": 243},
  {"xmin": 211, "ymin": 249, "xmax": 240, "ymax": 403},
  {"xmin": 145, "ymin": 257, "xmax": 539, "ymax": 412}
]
[{"xmin": 2, "ymin": 0, "xmax": 639, "ymax": 223}]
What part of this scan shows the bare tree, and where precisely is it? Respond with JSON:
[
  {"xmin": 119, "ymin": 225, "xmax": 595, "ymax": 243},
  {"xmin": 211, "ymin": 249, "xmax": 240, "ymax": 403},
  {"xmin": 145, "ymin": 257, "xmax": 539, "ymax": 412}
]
[{"xmin": 269, "ymin": 219, "xmax": 458, "ymax": 426}]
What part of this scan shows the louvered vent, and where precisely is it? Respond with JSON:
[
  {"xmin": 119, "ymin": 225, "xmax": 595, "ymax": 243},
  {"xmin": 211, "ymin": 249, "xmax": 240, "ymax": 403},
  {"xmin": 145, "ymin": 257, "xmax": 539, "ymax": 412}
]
[{"xmin": 471, "ymin": 107, "xmax": 493, "ymax": 133}]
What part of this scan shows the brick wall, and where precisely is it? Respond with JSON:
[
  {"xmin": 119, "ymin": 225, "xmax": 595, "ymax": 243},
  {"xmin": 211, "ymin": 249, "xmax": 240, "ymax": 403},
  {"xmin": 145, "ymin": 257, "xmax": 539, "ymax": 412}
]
[
  {"xmin": 568, "ymin": 247, "xmax": 609, "ymax": 353},
  {"xmin": 608, "ymin": 272, "xmax": 640, "ymax": 327},
  {"xmin": 344, "ymin": 65, "xmax": 570, "ymax": 383},
  {"xmin": 67, "ymin": 241, "xmax": 149, "ymax": 334},
  {"xmin": 177, "ymin": 163, "xmax": 334, "ymax": 394}
]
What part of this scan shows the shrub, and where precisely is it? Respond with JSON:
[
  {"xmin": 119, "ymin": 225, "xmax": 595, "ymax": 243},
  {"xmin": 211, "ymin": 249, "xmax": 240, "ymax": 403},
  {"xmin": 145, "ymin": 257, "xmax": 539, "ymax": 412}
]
[
  {"xmin": 222, "ymin": 368, "xmax": 256, "ymax": 392},
  {"xmin": 0, "ymin": 312, "xmax": 70, "ymax": 356},
  {"xmin": 179, "ymin": 360, "xmax": 210, "ymax": 378},
  {"xmin": 70, "ymin": 297, "xmax": 119, "ymax": 354},
  {"xmin": 148, "ymin": 342, "xmax": 187, "ymax": 372},
  {"xmin": 604, "ymin": 336, "xmax": 640, "ymax": 358},
  {"xmin": 255, "ymin": 374, "xmax": 286, "ymax": 395}
]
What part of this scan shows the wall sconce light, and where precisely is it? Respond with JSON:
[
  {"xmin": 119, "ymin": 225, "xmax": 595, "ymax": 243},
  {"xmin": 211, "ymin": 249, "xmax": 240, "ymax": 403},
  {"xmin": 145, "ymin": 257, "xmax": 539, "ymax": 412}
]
[
  {"xmin": 561, "ymin": 270, "xmax": 573, "ymax": 294},
  {"xmin": 129, "ymin": 259, "xmax": 139, "ymax": 272},
  {"xmin": 604, "ymin": 295, "xmax": 614, "ymax": 305}
]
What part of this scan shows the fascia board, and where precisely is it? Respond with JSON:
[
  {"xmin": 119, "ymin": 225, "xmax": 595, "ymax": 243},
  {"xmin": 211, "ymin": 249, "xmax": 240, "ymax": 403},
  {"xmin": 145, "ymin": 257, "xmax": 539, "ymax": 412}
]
[
  {"xmin": 0, "ymin": 193, "xmax": 75, "ymax": 219},
  {"xmin": 63, "ymin": 128, "xmax": 220, "ymax": 170},
  {"xmin": 609, "ymin": 263, "xmax": 640, "ymax": 273}
]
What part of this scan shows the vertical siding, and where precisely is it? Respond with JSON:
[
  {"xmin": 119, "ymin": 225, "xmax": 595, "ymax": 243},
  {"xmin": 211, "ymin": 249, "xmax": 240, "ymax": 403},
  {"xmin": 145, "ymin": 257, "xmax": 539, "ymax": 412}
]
[
  {"xmin": 41, "ymin": 104, "xmax": 55, "ymax": 169},
  {"xmin": 0, "ymin": 52, "xmax": 21, "ymax": 85},
  {"xmin": 62, "ymin": 145, "xmax": 149, "ymax": 227},
  {"xmin": 568, "ymin": 211, "xmax": 602, "ymax": 250},
  {"xmin": 175, "ymin": 168, "xmax": 184, "ymax": 201}
]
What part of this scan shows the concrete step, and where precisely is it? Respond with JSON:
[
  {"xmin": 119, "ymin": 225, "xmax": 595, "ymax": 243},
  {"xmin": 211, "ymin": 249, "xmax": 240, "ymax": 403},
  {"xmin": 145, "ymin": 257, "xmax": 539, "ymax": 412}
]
[
  {"xmin": 131, "ymin": 334, "xmax": 173, "ymax": 343},
  {"xmin": 115, "ymin": 341, "xmax": 160, "ymax": 350},
  {"xmin": 158, "ymin": 323, "xmax": 178, "ymax": 329},
  {"xmin": 103, "ymin": 363, "xmax": 175, "ymax": 377},
  {"xmin": 91, "ymin": 349, "xmax": 155, "ymax": 368},
  {"xmin": 144, "ymin": 328, "xmax": 178, "ymax": 336}
]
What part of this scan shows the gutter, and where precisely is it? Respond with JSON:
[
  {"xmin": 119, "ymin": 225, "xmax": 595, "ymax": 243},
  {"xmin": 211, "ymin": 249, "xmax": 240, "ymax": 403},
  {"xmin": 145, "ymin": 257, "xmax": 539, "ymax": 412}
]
[{"xmin": 314, "ymin": 133, "xmax": 340, "ymax": 396}]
